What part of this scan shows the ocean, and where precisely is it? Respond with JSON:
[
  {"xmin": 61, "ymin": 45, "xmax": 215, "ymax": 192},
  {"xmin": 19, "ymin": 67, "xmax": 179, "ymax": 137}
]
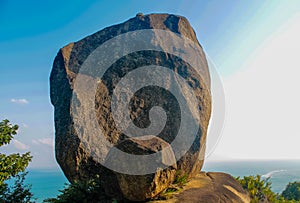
[
  {"xmin": 24, "ymin": 169, "xmax": 69, "ymax": 202},
  {"xmin": 18, "ymin": 160, "xmax": 300, "ymax": 202},
  {"xmin": 202, "ymin": 160, "xmax": 300, "ymax": 193}
]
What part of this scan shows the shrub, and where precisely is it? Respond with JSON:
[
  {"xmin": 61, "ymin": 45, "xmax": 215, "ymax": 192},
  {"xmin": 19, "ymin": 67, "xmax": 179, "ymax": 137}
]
[
  {"xmin": 282, "ymin": 181, "xmax": 300, "ymax": 201},
  {"xmin": 236, "ymin": 175, "xmax": 278, "ymax": 203},
  {"xmin": 43, "ymin": 175, "xmax": 112, "ymax": 203},
  {"xmin": 0, "ymin": 119, "xmax": 34, "ymax": 202}
]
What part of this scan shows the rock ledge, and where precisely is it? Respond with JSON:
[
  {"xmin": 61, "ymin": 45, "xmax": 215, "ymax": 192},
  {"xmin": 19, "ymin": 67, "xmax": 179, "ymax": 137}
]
[{"xmin": 152, "ymin": 172, "xmax": 250, "ymax": 203}]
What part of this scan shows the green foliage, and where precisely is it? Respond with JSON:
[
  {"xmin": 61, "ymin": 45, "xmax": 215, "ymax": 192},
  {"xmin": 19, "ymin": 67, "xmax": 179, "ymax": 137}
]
[
  {"xmin": 164, "ymin": 187, "xmax": 178, "ymax": 194},
  {"xmin": 236, "ymin": 175, "xmax": 279, "ymax": 203},
  {"xmin": 158, "ymin": 171, "xmax": 188, "ymax": 200},
  {"xmin": 0, "ymin": 152, "xmax": 32, "ymax": 183},
  {"xmin": 236, "ymin": 175, "xmax": 300, "ymax": 203},
  {"xmin": 282, "ymin": 181, "xmax": 300, "ymax": 201},
  {"xmin": 0, "ymin": 119, "xmax": 32, "ymax": 183},
  {"xmin": 0, "ymin": 172, "xmax": 34, "ymax": 203},
  {"xmin": 173, "ymin": 171, "xmax": 188, "ymax": 186},
  {"xmin": 0, "ymin": 119, "xmax": 18, "ymax": 146},
  {"xmin": 0, "ymin": 119, "xmax": 34, "ymax": 202},
  {"xmin": 43, "ymin": 175, "xmax": 111, "ymax": 203}
]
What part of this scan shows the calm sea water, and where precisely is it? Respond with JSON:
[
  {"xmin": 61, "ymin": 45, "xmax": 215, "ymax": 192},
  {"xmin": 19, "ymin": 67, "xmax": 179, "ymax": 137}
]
[
  {"xmin": 17, "ymin": 160, "xmax": 300, "ymax": 202},
  {"xmin": 203, "ymin": 160, "xmax": 300, "ymax": 193},
  {"xmin": 24, "ymin": 169, "xmax": 69, "ymax": 203}
]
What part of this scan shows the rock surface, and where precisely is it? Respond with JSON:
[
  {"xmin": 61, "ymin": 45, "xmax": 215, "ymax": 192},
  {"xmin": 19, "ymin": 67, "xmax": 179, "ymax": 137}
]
[
  {"xmin": 152, "ymin": 172, "xmax": 250, "ymax": 203},
  {"xmin": 50, "ymin": 13, "xmax": 211, "ymax": 201},
  {"xmin": 105, "ymin": 136, "xmax": 177, "ymax": 200}
]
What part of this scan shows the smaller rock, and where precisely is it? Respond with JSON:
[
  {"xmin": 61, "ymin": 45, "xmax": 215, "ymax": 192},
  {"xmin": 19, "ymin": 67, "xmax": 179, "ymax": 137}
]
[
  {"xmin": 152, "ymin": 172, "xmax": 250, "ymax": 203},
  {"xmin": 104, "ymin": 136, "xmax": 177, "ymax": 201}
]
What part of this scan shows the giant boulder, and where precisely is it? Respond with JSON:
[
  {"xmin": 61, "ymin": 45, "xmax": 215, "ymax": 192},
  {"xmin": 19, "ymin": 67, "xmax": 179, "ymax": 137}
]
[{"xmin": 50, "ymin": 13, "xmax": 211, "ymax": 201}]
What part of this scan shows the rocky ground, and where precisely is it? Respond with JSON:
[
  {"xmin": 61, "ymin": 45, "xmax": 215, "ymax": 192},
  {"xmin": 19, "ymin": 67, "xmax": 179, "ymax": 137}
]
[{"xmin": 150, "ymin": 172, "xmax": 250, "ymax": 203}]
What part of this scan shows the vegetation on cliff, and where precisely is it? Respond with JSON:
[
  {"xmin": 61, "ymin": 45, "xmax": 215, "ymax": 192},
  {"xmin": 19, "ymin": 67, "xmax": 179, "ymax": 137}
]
[
  {"xmin": 0, "ymin": 119, "xmax": 34, "ymax": 202},
  {"xmin": 237, "ymin": 175, "xmax": 300, "ymax": 203},
  {"xmin": 282, "ymin": 182, "xmax": 300, "ymax": 201}
]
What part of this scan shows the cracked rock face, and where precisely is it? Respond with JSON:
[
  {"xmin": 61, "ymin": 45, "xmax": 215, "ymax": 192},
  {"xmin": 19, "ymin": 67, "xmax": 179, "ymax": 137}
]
[{"xmin": 50, "ymin": 13, "xmax": 211, "ymax": 201}]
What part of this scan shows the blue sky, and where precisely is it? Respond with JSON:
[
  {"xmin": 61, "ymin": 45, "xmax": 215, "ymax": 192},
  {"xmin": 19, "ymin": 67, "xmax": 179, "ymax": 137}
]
[{"xmin": 0, "ymin": 0, "xmax": 300, "ymax": 168}]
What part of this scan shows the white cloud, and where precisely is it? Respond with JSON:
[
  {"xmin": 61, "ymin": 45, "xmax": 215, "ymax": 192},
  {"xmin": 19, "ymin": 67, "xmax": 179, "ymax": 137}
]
[
  {"xmin": 32, "ymin": 138, "xmax": 54, "ymax": 148},
  {"xmin": 22, "ymin": 123, "xmax": 28, "ymax": 128},
  {"xmin": 13, "ymin": 139, "xmax": 29, "ymax": 150},
  {"xmin": 11, "ymin": 98, "xmax": 29, "ymax": 104},
  {"xmin": 32, "ymin": 140, "xmax": 39, "ymax": 145}
]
